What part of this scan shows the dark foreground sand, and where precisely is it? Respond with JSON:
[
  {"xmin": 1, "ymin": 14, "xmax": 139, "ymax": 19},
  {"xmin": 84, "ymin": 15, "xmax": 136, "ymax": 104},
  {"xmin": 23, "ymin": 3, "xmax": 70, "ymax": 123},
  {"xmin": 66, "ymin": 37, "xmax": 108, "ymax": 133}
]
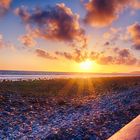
[{"xmin": 0, "ymin": 77, "xmax": 140, "ymax": 139}]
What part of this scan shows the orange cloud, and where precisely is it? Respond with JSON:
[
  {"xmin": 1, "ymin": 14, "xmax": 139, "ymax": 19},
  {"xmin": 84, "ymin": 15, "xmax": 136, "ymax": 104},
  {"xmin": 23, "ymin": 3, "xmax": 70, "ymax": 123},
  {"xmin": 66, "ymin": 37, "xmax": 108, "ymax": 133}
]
[
  {"xmin": 84, "ymin": 0, "xmax": 140, "ymax": 27},
  {"xmin": 0, "ymin": 0, "xmax": 12, "ymax": 16},
  {"xmin": 128, "ymin": 23, "xmax": 140, "ymax": 50}
]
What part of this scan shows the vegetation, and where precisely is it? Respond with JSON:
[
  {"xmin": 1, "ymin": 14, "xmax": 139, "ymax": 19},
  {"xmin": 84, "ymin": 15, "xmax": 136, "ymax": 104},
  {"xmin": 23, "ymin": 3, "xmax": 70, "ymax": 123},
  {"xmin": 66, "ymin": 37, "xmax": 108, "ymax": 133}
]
[{"xmin": 0, "ymin": 76, "xmax": 140, "ymax": 97}]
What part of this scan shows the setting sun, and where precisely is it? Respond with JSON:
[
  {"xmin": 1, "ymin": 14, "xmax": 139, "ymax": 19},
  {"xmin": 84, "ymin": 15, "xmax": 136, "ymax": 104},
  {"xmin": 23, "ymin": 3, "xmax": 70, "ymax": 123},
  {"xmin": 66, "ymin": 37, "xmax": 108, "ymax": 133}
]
[{"xmin": 80, "ymin": 60, "xmax": 92, "ymax": 71}]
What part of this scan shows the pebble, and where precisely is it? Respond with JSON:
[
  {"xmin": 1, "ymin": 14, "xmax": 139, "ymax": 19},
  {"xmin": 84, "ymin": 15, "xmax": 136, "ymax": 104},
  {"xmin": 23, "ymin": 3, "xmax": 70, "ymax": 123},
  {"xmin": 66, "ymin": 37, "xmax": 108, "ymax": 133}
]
[{"xmin": 0, "ymin": 86, "xmax": 140, "ymax": 139}]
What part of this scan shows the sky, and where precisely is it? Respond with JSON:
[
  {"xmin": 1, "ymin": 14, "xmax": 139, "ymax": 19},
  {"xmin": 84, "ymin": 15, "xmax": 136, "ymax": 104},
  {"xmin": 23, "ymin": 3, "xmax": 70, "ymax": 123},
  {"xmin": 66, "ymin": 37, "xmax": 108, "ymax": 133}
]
[{"xmin": 0, "ymin": 0, "xmax": 140, "ymax": 73}]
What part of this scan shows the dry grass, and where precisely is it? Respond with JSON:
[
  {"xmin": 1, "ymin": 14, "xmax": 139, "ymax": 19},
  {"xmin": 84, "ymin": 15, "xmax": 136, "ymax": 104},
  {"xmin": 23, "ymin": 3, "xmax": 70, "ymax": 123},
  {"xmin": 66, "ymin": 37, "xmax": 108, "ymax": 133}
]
[{"xmin": 0, "ymin": 76, "xmax": 140, "ymax": 97}]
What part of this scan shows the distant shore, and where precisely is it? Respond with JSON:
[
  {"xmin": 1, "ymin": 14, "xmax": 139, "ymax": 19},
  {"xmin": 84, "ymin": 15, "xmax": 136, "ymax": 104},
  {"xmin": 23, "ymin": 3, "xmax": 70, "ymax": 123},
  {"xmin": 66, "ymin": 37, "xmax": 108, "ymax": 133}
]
[
  {"xmin": 0, "ymin": 70, "xmax": 140, "ymax": 81},
  {"xmin": 0, "ymin": 77, "xmax": 140, "ymax": 139}
]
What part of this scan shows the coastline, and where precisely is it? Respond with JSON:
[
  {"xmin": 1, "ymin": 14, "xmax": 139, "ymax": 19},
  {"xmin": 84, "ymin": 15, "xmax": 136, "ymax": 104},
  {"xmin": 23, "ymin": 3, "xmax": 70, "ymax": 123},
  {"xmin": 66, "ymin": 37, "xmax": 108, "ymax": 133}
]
[{"xmin": 0, "ymin": 70, "xmax": 140, "ymax": 81}]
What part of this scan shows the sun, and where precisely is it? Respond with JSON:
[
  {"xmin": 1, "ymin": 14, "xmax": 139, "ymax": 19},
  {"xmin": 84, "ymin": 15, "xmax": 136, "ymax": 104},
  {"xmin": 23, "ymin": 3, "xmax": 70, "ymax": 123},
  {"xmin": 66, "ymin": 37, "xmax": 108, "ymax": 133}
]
[{"xmin": 80, "ymin": 59, "xmax": 92, "ymax": 71}]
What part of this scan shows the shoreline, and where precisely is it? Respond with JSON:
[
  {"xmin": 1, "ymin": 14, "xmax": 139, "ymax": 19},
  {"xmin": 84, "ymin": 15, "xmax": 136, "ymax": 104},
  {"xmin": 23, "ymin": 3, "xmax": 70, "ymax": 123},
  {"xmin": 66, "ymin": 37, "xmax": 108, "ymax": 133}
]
[{"xmin": 0, "ymin": 71, "xmax": 140, "ymax": 81}]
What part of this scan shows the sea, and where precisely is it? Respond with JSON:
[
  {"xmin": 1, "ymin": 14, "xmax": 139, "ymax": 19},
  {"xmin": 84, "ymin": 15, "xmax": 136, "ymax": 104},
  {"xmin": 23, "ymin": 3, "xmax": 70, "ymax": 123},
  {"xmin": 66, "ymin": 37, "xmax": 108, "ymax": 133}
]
[{"xmin": 0, "ymin": 70, "xmax": 140, "ymax": 81}]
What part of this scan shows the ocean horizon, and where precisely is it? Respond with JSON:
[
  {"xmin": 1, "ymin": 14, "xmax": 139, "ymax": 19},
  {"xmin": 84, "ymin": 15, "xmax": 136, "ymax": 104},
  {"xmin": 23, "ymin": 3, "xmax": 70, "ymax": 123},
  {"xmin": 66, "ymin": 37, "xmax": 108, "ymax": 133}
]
[{"xmin": 0, "ymin": 70, "xmax": 140, "ymax": 81}]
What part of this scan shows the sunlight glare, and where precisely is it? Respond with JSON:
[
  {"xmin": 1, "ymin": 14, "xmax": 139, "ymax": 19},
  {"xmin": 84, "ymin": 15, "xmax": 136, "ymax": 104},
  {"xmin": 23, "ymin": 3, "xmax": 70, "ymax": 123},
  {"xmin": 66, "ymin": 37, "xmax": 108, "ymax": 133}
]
[{"xmin": 80, "ymin": 60, "xmax": 92, "ymax": 71}]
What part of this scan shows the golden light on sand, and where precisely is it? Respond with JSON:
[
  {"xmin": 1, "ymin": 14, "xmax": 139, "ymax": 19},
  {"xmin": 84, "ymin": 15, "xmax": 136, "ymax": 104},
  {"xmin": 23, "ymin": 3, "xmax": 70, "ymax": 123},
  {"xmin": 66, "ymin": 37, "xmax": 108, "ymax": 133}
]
[{"xmin": 80, "ymin": 60, "xmax": 93, "ymax": 71}]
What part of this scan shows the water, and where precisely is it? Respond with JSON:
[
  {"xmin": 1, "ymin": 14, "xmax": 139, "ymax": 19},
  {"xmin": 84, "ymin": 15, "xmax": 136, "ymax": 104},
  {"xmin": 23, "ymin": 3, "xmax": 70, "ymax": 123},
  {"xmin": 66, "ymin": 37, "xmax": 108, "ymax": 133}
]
[{"xmin": 0, "ymin": 70, "xmax": 139, "ymax": 81}]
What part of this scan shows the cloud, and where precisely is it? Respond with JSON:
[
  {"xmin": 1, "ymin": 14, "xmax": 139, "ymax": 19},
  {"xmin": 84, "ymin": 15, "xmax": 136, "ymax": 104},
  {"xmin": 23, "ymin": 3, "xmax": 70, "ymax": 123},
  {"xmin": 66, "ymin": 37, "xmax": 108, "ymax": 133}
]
[
  {"xmin": 96, "ymin": 55, "xmax": 138, "ymax": 65},
  {"xmin": 104, "ymin": 41, "xmax": 110, "ymax": 46},
  {"xmin": 55, "ymin": 48, "xmax": 88, "ymax": 62},
  {"xmin": 55, "ymin": 47, "xmax": 140, "ymax": 66},
  {"xmin": 55, "ymin": 51, "xmax": 73, "ymax": 60},
  {"xmin": 128, "ymin": 23, "xmax": 140, "ymax": 50},
  {"xmin": 103, "ymin": 27, "xmax": 130, "ymax": 46},
  {"xmin": 115, "ymin": 48, "xmax": 130, "ymax": 57},
  {"xmin": 74, "ymin": 49, "xmax": 88, "ymax": 62},
  {"xmin": 36, "ymin": 49, "xmax": 57, "ymax": 60},
  {"xmin": 0, "ymin": 33, "xmax": 9, "ymax": 48},
  {"xmin": 112, "ymin": 47, "xmax": 131, "ymax": 57},
  {"xmin": 15, "ymin": 3, "xmax": 87, "ymax": 48},
  {"xmin": 103, "ymin": 27, "xmax": 120, "ymax": 39},
  {"xmin": 19, "ymin": 34, "xmax": 37, "ymax": 48},
  {"xmin": 96, "ymin": 48, "xmax": 139, "ymax": 65},
  {"xmin": 14, "ymin": 6, "xmax": 30, "ymax": 21},
  {"xmin": 84, "ymin": 0, "xmax": 140, "ymax": 27},
  {"xmin": 131, "ymin": 0, "xmax": 140, "ymax": 9},
  {"xmin": 0, "ymin": 0, "xmax": 12, "ymax": 17},
  {"xmin": 0, "ymin": 33, "xmax": 16, "ymax": 50},
  {"xmin": 0, "ymin": 34, "xmax": 4, "ymax": 48},
  {"xmin": 96, "ymin": 55, "xmax": 114, "ymax": 65},
  {"xmin": 90, "ymin": 51, "xmax": 100, "ymax": 60}
]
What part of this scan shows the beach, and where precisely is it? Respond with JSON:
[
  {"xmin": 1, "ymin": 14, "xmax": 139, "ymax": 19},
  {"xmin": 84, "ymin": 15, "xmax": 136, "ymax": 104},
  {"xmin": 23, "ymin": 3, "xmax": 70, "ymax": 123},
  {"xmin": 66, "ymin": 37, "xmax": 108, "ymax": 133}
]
[{"xmin": 0, "ymin": 77, "xmax": 140, "ymax": 139}]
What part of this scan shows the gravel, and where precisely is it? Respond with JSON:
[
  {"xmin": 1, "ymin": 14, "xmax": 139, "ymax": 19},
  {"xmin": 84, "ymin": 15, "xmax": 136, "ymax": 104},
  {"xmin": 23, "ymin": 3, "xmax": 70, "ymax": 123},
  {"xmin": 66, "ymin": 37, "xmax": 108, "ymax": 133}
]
[{"xmin": 0, "ymin": 87, "xmax": 140, "ymax": 139}]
